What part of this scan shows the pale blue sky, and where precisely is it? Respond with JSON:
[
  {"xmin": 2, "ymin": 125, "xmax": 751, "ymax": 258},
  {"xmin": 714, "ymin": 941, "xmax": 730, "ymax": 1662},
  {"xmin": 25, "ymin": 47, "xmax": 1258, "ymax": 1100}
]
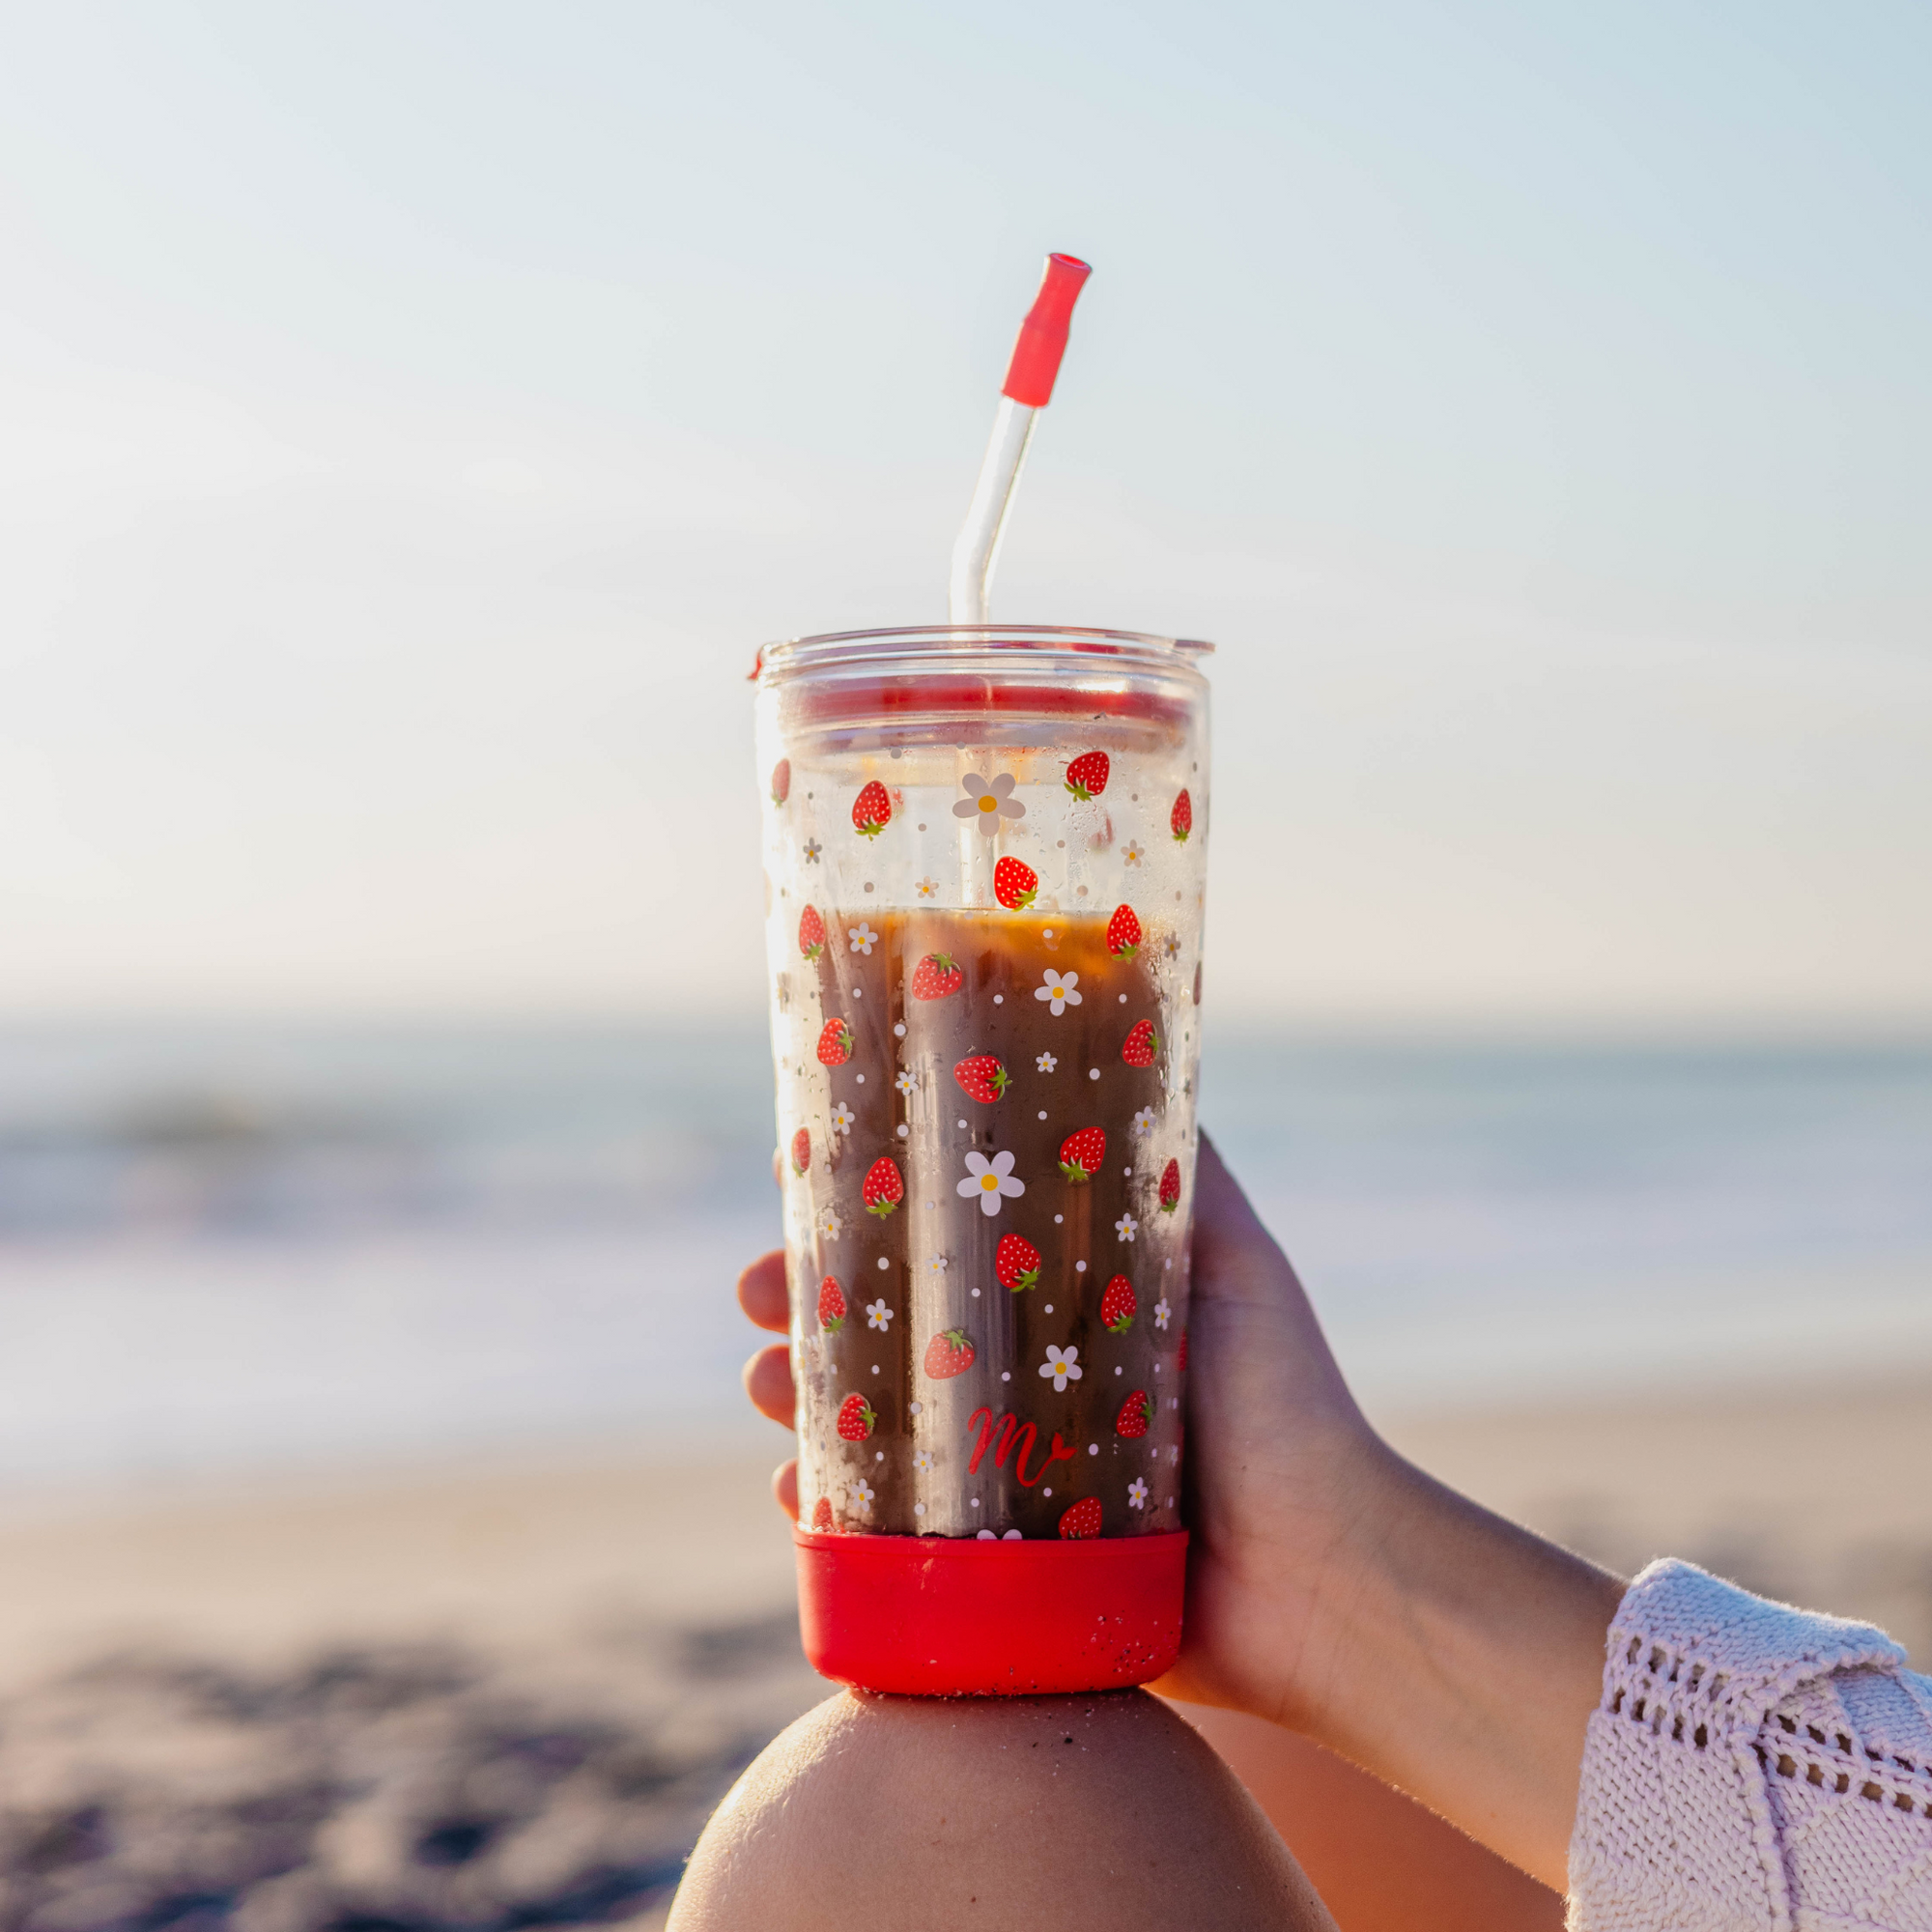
[{"xmin": 3, "ymin": 2, "xmax": 1928, "ymax": 1022}]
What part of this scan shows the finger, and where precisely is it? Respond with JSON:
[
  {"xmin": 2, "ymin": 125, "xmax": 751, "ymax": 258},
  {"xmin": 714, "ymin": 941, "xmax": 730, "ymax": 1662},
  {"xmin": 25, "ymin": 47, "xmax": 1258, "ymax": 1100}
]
[
  {"xmin": 737, "ymin": 1251, "xmax": 790, "ymax": 1333},
  {"xmin": 743, "ymin": 1341, "xmax": 797, "ymax": 1428},
  {"xmin": 773, "ymin": 1458, "xmax": 799, "ymax": 1521}
]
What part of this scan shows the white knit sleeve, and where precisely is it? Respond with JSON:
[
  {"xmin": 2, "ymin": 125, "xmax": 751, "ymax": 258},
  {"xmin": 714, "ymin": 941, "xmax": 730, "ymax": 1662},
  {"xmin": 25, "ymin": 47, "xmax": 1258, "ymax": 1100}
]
[{"xmin": 1567, "ymin": 1559, "xmax": 1932, "ymax": 1931}]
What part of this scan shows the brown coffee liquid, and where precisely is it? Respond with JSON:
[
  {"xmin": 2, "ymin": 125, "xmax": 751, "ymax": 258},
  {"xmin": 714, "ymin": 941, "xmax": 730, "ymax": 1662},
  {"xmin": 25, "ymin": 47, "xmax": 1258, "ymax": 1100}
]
[{"xmin": 784, "ymin": 908, "xmax": 1191, "ymax": 1541}]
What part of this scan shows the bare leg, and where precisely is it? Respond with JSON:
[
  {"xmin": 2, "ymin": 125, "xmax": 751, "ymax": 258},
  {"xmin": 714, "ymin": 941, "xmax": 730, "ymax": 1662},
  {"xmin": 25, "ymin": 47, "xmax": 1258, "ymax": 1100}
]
[
  {"xmin": 668, "ymin": 1688, "xmax": 1335, "ymax": 1932},
  {"xmin": 1179, "ymin": 1706, "xmax": 1565, "ymax": 1932}
]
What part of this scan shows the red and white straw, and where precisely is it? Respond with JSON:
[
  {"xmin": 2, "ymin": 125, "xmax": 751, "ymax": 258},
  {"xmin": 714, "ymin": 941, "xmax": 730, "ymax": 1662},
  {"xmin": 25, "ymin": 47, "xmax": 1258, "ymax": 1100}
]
[{"xmin": 948, "ymin": 253, "xmax": 1093, "ymax": 625}]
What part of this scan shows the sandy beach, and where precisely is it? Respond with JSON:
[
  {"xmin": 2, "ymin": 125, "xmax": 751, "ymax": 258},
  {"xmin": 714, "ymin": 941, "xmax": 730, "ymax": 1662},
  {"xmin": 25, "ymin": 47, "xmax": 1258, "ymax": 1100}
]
[{"xmin": 1, "ymin": 1377, "xmax": 1925, "ymax": 1932}]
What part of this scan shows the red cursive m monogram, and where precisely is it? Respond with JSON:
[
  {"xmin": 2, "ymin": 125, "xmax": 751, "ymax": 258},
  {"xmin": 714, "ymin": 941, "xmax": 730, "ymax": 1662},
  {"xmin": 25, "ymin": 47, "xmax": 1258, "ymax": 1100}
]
[{"xmin": 965, "ymin": 1407, "xmax": 1077, "ymax": 1488}]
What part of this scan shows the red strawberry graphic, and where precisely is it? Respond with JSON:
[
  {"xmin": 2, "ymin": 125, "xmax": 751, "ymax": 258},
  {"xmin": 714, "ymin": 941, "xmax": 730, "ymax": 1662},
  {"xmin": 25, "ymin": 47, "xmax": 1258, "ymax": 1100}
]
[
  {"xmin": 1116, "ymin": 1389, "xmax": 1151, "ymax": 1438},
  {"xmin": 837, "ymin": 1394, "xmax": 876, "ymax": 1441},
  {"xmin": 1159, "ymin": 1158, "xmax": 1181, "ymax": 1213},
  {"xmin": 993, "ymin": 856, "xmax": 1039, "ymax": 910},
  {"xmin": 1177, "ymin": 1331, "xmax": 1189, "ymax": 1373},
  {"xmin": 771, "ymin": 759, "xmax": 791, "ymax": 806},
  {"xmin": 1106, "ymin": 903, "xmax": 1143, "ymax": 957},
  {"xmin": 791, "ymin": 1128, "xmax": 811, "ymax": 1177},
  {"xmin": 911, "ymin": 952, "xmax": 963, "ymax": 1001},
  {"xmin": 1170, "ymin": 787, "xmax": 1192, "ymax": 842},
  {"xmin": 815, "ymin": 1018, "xmax": 853, "ymax": 1066},
  {"xmin": 1058, "ymin": 1126, "xmax": 1105, "ymax": 1181},
  {"xmin": 1122, "ymin": 1019, "xmax": 1159, "ymax": 1067},
  {"xmin": 1059, "ymin": 1496, "xmax": 1103, "ymax": 1539},
  {"xmin": 862, "ymin": 1157, "xmax": 903, "ymax": 1218},
  {"xmin": 817, "ymin": 1276, "xmax": 846, "ymax": 1331},
  {"xmin": 995, "ymin": 1232, "xmax": 1041, "ymax": 1293},
  {"xmin": 798, "ymin": 904, "xmax": 825, "ymax": 961},
  {"xmin": 1064, "ymin": 751, "xmax": 1110, "ymax": 802},
  {"xmin": 810, "ymin": 1493, "xmax": 833, "ymax": 1532},
  {"xmin": 1100, "ymin": 1274, "xmax": 1137, "ymax": 1333},
  {"xmin": 953, "ymin": 1055, "xmax": 1009, "ymax": 1102},
  {"xmin": 852, "ymin": 780, "xmax": 892, "ymax": 838},
  {"xmin": 923, "ymin": 1329, "xmax": 976, "ymax": 1378}
]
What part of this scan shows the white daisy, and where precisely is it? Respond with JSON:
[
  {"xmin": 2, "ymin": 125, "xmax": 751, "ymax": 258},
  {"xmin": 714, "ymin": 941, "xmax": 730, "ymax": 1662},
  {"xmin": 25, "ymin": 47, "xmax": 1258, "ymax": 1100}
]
[
  {"xmin": 803, "ymin": 838, "xmax": 822, "ymax": 864},
  {"xmin": 851, "ymin": 1478, "xmax": 875, "ymax": 1508},
  {"xmin": 895, "ymin": 1070, "xmax": 917, "ymax": 1097},
  {"xmin": 957, "ymin": 1150, "xmax": 1025, "ymax": 1217},
  {"xmin": 951, "ymin": 771, "xmax": 1027, "ymax": 838},
  {"xmin": 913, "ymin": 1449, "xmax": 935, "ymax": 1472},
  {"xmin": 1122, "ymin": 840, "xmax": 1145, "ymax": 866},
  {"xmin": 817, "ymin": 1207, "xmax": 843, "ymax": 1240},
  {"xmin": 1036, "ymin": 1051, "xmax": 1058, "ymax": 1072},
  {"xmin": 927, "ymin": 1254, "xmax": 950, "ymax": 1276},
  {"xmin": 1154, "ymin": 1296, "xmax": 1172, "ymax": 1329},
  {"xmin": 848, "ymin": 923, "xmax": 879, "ymax": 954},
  {"xmin": 916, "ymin": 876, "xmax": 939, "ymax": 899},
  {"xmin": 1116, "ymin": 1212, "xmax": 1139, "ymax": 1242},
  {"xmin": 830, "ymin": 1101, "xmax": 855, "ymax": 1135},
  {"xmin": 1131, "ymin": 1106, "xmax": 1156, "ymax": 1137},
  {"xmin": 1037, "ymin": 1345, "xmax": 1083, "ymax": 1391},
  {"xmin": 1162, "ymin": 933, "xmax": 1181, "ymax": 959},
  {"xmin": 866, "ymin": 1298, "xmax": 893, "ymax": 1331},
  {"xmin": 1034, "ymin": 968, "xmax": 1082, "ymax": 1015},
  {"xmin": 1128, "ymin": 1478, "xmax": 1149, "ymax": 1510}
]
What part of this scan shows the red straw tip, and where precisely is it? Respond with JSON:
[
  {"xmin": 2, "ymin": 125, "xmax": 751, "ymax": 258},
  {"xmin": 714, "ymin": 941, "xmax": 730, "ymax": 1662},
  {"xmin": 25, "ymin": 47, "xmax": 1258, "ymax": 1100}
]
[{"xmin": 1000, "ymin": 252, "xmax": 1094, "ymax": 409}]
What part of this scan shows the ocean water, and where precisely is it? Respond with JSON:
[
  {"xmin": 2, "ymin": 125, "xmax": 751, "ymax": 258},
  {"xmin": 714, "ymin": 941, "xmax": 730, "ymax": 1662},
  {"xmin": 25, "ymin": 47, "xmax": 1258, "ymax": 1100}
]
[{"xmin": 1, "ymin": 1024, "xmax": 1928, "ymax": 1494}]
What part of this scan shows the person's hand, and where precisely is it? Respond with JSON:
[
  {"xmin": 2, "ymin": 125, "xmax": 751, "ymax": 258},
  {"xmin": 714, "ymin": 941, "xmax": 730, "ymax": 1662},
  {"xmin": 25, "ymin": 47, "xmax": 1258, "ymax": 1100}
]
[{"xmin": 737, "ymin": 1133, "xmax": 1621, "ymax": 1889}]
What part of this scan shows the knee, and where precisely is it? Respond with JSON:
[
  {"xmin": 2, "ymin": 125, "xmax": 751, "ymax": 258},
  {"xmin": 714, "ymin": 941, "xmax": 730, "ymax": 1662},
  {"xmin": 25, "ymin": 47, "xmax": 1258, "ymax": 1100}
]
[{"xmin": 668, "ymin": 1688, "xmax": 1334, "ymax": 1931}]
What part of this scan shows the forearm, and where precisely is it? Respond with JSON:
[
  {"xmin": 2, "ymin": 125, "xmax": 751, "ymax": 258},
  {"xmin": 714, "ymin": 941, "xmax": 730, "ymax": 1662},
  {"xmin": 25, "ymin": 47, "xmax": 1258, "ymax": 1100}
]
[{"xmin": 1279, "ymin": 1445, "xmax": 1623, "ymax": 1889}]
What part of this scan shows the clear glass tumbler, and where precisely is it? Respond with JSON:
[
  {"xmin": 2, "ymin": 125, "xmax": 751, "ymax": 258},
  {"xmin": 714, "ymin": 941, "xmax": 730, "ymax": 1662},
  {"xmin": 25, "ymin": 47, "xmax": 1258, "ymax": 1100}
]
[{"xmin": 754, "ymin": 624, "xmax": 1210, "ymax": 1693}]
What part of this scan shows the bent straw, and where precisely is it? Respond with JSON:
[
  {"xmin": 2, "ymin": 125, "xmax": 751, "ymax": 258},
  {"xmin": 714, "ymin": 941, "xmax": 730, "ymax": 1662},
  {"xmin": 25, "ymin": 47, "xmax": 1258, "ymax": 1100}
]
[{"xmin": 948, "ymin": 253, "xmax": 1093, "ymax": 624}]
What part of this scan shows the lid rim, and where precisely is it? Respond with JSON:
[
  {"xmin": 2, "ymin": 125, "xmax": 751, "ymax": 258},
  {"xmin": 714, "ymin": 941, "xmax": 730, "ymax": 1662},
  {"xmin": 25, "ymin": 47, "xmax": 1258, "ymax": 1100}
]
[{"xmin": 756, "ymin": 624, "xmax": 1214, "ymax": 687}]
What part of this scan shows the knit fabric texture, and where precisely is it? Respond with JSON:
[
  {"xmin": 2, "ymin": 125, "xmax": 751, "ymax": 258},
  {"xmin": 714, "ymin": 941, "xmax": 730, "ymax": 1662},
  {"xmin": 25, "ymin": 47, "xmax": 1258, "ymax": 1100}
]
[{"xmin": 1568, "ymin": 1559, "xmax": 1932, "ymax": 1930}]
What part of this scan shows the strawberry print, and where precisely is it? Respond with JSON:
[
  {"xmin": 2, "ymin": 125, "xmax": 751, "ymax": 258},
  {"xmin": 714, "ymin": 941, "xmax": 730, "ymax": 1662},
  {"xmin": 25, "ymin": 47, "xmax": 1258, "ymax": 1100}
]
[
  {"xmin": 1059, "ymin": 1496, "xmax": 1103, "ymax": 1539},
  {"xmin": 837, "ymin": 1394, "xmax": 876, "ymax": 1441},
  {"xmin": 797, "ymin": 905, "xmax": 825, "ymax": 961},
  {"xmin": 1170, "ymin": 787, "xmax": 1192, "ymax": 841},
  {"xmin": 1100, "ymin": 1274, "xmax": 1137, "ymax": 1333},
  {"xmin": 791, "ymin": 1128, "xmax": 811, "ymax": 1177},
  {"xmin": 1106, "ymin": 903, "xmax": 1143, "ymax": 957},
  {"xmin": 911, "ymin": 952, "xmax": 963, "ymax": 1001},
  {"xmin": 1122, "ymin": 1019, "xmax": 1159, "ymax": 1067},
  {"xmin": 862, "ymin": 1156, "xmax": 904, "ymax": 1219},
  {"xmin": 1116, "ymin": 1389, "xmax": 1152, "ymax": 1438},
  {"xmin": 1058, "ymin": 1126, "xmax": 1105, "ymax": 1182},
  {"xmin": 817, "ymin": 1276, "xmax": 847, "ymax": 1332},
  {"xmin": 993, "ymin": 856, "xmax": 1038, "ymax": 910},
  {"xmin": 816, "ymin": 1018, "xmax": 854, "ymax": 1066},
  {"xmin": 923, "ymin": 1329, "xmax": 976, "ymax": 1378},
  {"xmin": 1159, "ymin": 1158, "xmax": 1181, "ymax": 1213},
  {"xmin": 852, "ymin": 780, "xmax": 892, "ymax": 838},
  {"xmin": 770, "ymin": 759, "xmax": 791, "ymax": 806},
  {"xmin": 1064, "ymin": 751, "xmax": 1110, "ymax": 801},
  {"xmin": 810, "ymin": 1493, "xmax": 833, "ymax": 1531},
  {"xmin": 996, "ymin": 1232, "xmax": 1041, "ymax": 1293},
  {"xmin": 953, "ymin": 1055, "xmax": 1010, "ymax": 1102}
]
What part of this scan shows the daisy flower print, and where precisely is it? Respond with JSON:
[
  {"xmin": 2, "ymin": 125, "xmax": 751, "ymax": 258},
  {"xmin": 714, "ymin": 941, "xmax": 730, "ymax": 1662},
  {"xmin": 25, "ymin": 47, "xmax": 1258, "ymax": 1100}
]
[
  {"xmin": 952, "ymin": 771, "xmax": 1026, "ymax": 838},
  {"xmin": 1035, "ymin": 969, "xmax": 1081, "ymax": 1015},
  {"xmin": 957, "ymin": 1150, "xmax": 1025, "ymax": 1217}
]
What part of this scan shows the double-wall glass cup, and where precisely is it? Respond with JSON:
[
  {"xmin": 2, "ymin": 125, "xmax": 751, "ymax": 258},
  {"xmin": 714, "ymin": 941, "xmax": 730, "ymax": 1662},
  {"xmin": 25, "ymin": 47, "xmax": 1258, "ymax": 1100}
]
[{"xmin": 754, "ymin": 625, "xmax": 1210, "ymax": 1693}]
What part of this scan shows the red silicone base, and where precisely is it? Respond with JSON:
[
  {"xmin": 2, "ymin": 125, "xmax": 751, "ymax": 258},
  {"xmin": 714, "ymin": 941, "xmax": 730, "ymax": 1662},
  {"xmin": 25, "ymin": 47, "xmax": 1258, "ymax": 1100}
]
[{"xmin": 794, "ymin": 1528, "xmax": 1187, "ymax": 1696}]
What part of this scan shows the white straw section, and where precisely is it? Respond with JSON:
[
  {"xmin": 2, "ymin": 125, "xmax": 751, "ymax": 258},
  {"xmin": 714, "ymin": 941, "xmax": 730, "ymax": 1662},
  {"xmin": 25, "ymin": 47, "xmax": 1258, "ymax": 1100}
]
[{"xmin": 948, "ymin": 396, "xmax": 1037, "ymax": 624}]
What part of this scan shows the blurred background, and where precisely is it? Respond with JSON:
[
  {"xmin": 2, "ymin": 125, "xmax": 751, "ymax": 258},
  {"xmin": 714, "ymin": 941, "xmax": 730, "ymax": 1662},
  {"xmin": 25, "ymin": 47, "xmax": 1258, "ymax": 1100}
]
[{"xmin": 2, "ymin": 5, "xmax": 1929, "ymax": 1929}]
